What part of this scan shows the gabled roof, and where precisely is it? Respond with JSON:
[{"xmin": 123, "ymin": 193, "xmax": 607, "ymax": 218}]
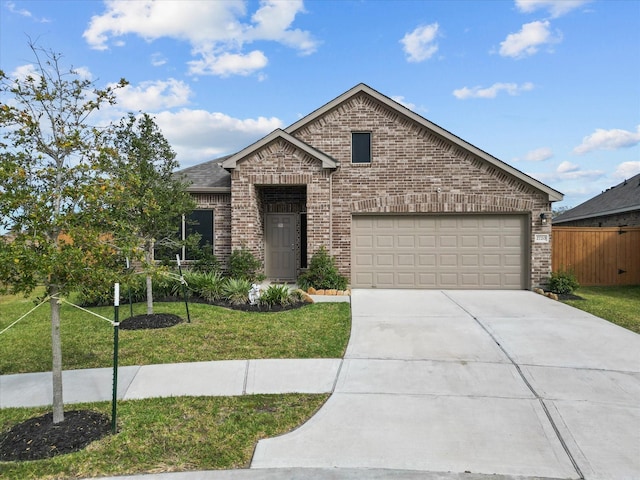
[
  {"xmin": 222, "ymin": 129, "xmax": 338, "ymax": 169},
  {"xmin": 554, "ymin": 173, "xmax": 640, "ymax": 224},
  {"xmin": 286, "ymin": 83, "xmax": 563, "ymax": 202},
  {"xmin": 176, "ymin": 156, "xmax": 231, "ymax": 193}
]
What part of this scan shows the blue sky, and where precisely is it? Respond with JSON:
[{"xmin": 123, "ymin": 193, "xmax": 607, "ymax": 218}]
[{"xmin": 1, "ymin": 0, "xmax": 639, "ymax": 209}]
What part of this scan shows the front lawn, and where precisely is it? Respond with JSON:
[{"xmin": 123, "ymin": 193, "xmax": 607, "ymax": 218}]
[
  {"xmin": 0, "ymin": 394, "xmax": 328, "ymax": 480},
  {"xmin": 562, "ymin": 285, "xmax": 640, "ymax": 334},
  {"xmin": 0, "ymin": 293, "xmax": 351, "ymax": 374}
]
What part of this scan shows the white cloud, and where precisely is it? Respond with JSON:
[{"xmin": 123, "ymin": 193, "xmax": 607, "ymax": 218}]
[
  {"xmin": 188, "ymin": 50, "xmax": 268, "ymax": 77},
  {"xmin": 6, "ymin": 1, "xmax": 50, "ymax": 22},
  {"xmin": 112, "ymin": 79, "xmax": 192, "ymax": 111},
  {"xmin": 154, "ymin": 109, "xmax": 283, "ymax": 167},
  {"xmin": 83, "ymin": 0, "xmax": 316, "ymax": 77},
  {"xmin": 515, "ymin": 0, "xmax": 591, "ymax": 18},
  {"xmin": 499, "ymin": 20, "xmax": 561, "ymax": 58},
  {"xmin": 532, "ymin": 160, "xmax": 604, "ymax": 182},
  {"xmin": 515, "ymin": 147, "xmax": 553, "ymax": 162},
  {"xmin": 10, "ymin": 64, "xmax": 40, "ymax": 81},
  {"xmin": 150, "ymin": 52, "xmax": 167, "ymax": 67},
  {"xmin": 400, "ymin": 23, "xmax": 439, "ymax": 62},
  {"xmin": 611, "ymin": 161, "xmax": 640, "ymax": 180},
  {"xmin": 453, "ymin": 82, "xmax": 534, "ymax": 99},
  {"xmin": 573, "ymin": 125, "xmax": 640, "ymax": 154},
  {"xmin": 391, "ymin": 96, "xmax": 416, "ymax": 110}
]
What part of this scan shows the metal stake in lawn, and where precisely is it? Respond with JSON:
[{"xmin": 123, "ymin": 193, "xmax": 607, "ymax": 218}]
[
  {"xmin": 176, "ymin": 254, "xmax": 191, "ymax": 323},
  {"xmin": 111, "ymin": 283, "xmax": 120, "ymax": 434}
]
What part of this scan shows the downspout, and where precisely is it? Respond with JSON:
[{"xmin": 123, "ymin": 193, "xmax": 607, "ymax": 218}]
[{"xmin": 329, "ymin": 169, "xmax": 333, "ymax": 255}]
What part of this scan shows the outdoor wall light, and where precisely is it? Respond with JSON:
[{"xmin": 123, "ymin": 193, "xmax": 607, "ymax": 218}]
[{"xmin": 540, "ymin": 212, "xmax": 547, "ymax": 224}]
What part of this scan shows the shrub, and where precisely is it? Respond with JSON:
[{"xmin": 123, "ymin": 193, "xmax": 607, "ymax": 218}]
[
  {"xmin": 229, "ymin": 247, "xmax": 264, "ymax": 282},
  {"xmin": 223, "ymin": 277, "xmax": 252, "ymax": 305},
  {"xmin": 187, "ymin": 271, "xmax": 225, "ymax": 302},
  {"xmin": 298, "ymin": 246, "xmax": 348, "ymax": 291},
  {"xmin": 188, "ymin": 243, "xmax": 222, "ymax": 274},
  {"xmin": 548, "ymin": 269, "xmax": 580, "ymax": 294},
  {"xmin": 259, "ymin": 283, "xmax": 293, "ymax": 308}
]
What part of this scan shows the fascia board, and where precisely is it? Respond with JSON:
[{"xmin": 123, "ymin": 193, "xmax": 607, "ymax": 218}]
[{"xmin": 222, "ymin": 129, "xmax": 337, "ymax": 169}]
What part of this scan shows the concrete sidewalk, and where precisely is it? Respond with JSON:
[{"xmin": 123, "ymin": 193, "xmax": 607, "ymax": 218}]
[{"xmin": 0, "ymin": 359, "xmax": 342, "ymax": 408}]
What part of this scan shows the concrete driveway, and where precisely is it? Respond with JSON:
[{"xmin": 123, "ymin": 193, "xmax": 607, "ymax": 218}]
[{"xmin": 252, "ymin": 290, "xmax": 640, "ymax": 480}]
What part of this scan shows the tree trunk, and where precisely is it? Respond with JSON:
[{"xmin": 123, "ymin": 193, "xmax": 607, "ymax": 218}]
[
  {"xmin": 146, "ymin": 273, "xmax": 153, "ymax": 315},
  {"xmin": 50, "ymin": 288, "xmax": 64, "ymax": 424},
  {"xmin": 145, "ymin": 241, "xmax": 154, "ymax": 315}
]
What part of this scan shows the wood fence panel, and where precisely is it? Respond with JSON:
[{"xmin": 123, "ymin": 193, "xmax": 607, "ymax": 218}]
[{"xmin": 552, "ymin": 227, "xmax": 640, "ymax": 286}]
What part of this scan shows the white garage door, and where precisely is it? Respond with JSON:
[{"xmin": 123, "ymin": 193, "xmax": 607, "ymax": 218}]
[{"xmin": 351, "ymin": 215, "xmax": 527, "ymax": 289}]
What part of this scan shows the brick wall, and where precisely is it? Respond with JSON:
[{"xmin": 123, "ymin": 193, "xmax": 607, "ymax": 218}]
[
  {"xmin": 554, "ymin": 210, "xmax": 640, "ymax": 227},
  {"xmin": 291, "ymin": 92, "xmax": 553, "ymax": 288},
  {"xmin": 208, "ymin": 91, "xmax": 555, "ymax": 289}
]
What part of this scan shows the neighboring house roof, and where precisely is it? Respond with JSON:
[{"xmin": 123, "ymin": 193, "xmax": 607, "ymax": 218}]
[
  {"xmin": 177, "ymin": 155, "xmax": 232, "ymax": 193},
  {"xmin": 554, "ymin": 173, "xmax": 640, "ymax": 224},
  {"xmin": 286, "ymin": 83, "xmax": 563, "ymax": 202},
  {"xmin": 222, "ymin": 129, "xmax": 338, "ymax": 169}
]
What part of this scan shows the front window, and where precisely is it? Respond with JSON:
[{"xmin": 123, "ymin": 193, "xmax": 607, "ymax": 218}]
[{"xmin": 352, "ymin": 132, "xmax": 371, "ymax": 164}]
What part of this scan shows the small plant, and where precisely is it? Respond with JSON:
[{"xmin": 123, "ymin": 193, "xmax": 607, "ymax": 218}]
[
  {"xmin": 297, "ymin": 246, "xmax": 348, "ymax": 291},
  {"xmin": 229, "ymin": 247, "xmax": 264, "ymax": 282},
  {"xmin": 193, "ymin": 271, "xmax": 225, "ymax": 302},
  {"xmin": 259, "ymin": 283, "xmax": 293, "ymax": 308},
  {"xmin": 223, "ymin": 277, "xmax": 253, "ymax": 305},
  {"xmin": 548, "ymin": 269, "xmax": 580, "ymax": 294}
]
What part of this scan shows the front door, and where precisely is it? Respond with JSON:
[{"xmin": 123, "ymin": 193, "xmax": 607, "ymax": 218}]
[{"xmin": 265, "ymin": 214, "xmax": 297, "ymax": 280}]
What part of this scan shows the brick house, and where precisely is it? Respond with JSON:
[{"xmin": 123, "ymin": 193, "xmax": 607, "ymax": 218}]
[
  {"xmin": 553, "ymin": 173, "xmax": 640, "ymax": 227},
  {"xmin": 178, "ymin": 83, "xmax": 563, "ymax": 289}
]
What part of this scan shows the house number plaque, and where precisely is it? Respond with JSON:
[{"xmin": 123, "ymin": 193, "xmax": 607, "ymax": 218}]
[{"xmin": 534, "ymin": 234, "xmax": 549, "ymax": 243}]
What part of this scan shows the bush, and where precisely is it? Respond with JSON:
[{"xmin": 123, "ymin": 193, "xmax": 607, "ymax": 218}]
[
  {"xmin": 259, "ymin": 283, "xmax": 293, "ymax": 308},
  {"xmin": 548, "ymin": 269, "xmax": 580, "ymax": 294},
  {"xmin": 185, "ymin": 271, "xmax": 225, "ymax": 302},
  {"xmin": 229, "ymin": 247, "xmax": 264, "ymax": 282},
  {"xmin": 297, "ymin": 246, "xmax": 348, "ymax": 291},
  {"xmin": 188, "ymin": 243, "xmax": 222, "ymax": 274},
  {"xmin": 223, "ymin": 277, "xmax": 252, "ymax": 305}
]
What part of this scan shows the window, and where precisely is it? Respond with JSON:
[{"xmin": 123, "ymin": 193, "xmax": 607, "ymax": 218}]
[
  {"xmin": 352, "ymin": 132, "xmax": 371, "ymax": 164},
  {"xmin": 184, "ymin": 210, "xmax": 214, "ymax": 260}
]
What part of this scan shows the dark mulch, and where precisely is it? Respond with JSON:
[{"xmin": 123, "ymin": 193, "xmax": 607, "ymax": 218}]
[
  {"xmin": 212, "ymin": 300, "xmax": 307, "ymax": 313},
  {"xmin": 119, "ymin": 313, "xmax": 184, "ymax": 330},
  {"xmin": 0, "ymin": 410, "xmax": 110, "ymax": 462}
]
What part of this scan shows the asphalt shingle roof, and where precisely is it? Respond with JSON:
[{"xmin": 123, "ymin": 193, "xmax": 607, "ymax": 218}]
[
  {"xmin": 175, "ymin": 156, "xmax": 232, "ymax": 192},
  {"xmin": 553, "ymin": 173, "xmax": 640, "ymax": 224}
]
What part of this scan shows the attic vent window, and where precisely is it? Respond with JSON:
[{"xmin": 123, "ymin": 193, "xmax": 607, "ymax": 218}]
[{"xmin": 352, "ymin": 132, "xmax": 371, "ymax": 164}]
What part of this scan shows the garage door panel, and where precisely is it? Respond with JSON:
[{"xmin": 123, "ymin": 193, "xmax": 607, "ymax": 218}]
[{"xmin": 352, "ymin": 215, "xmax": 526, "ymax": 289}]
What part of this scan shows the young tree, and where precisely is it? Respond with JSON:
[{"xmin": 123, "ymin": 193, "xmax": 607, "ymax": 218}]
[
  {"xmin": 110, "ymin": 113, "xmax": 195, "ymax": 314},
  {"xmin": 0, "ymin": 44, "xmax": 127, "ymax": 423}
]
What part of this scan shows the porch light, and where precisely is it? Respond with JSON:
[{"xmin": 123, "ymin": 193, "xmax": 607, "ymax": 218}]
[{"xmin": 539, "ymin": 212, "xmax": 547, "ymax": 224}]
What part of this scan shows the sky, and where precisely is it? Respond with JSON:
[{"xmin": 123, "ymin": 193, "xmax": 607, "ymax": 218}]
[{"xmin": 1, "ymin": 0, "xmax": 639, "ymax": 209}]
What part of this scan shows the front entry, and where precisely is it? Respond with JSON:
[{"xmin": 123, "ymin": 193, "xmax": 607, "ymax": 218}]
[{"xmin": 265, "ymin": 213, "xmax": 297, "ymax": 280}]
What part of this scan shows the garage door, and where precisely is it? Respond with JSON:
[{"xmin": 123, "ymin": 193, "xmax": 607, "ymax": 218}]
[{"xmin": 351, "ymin": 215, "xmax": 527, "ymax": 289}]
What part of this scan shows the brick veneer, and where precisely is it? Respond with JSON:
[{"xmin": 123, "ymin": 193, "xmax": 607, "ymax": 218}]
[{"xmin": 211, "ymin": 91, "xmax": 555, "ymax": 288}]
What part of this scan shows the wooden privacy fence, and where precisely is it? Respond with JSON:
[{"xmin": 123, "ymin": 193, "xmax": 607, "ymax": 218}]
[{"xmin": 552, "ymin": 226, "xmax": 640, "ymax": 286}]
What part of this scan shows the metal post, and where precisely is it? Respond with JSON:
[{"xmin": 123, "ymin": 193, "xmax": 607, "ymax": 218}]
[
  {"xmin": 111, "ymin": 283, "xmax": 120, "ymax": 434},
  {"xmin": 176, "ymin": 254, "xmax": 191, "ymax": 323}
]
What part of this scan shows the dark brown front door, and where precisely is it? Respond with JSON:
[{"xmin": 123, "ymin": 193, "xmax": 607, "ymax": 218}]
[{"xmin": 265, "ymin": 214, "xmax": 296, "ymax": 280}]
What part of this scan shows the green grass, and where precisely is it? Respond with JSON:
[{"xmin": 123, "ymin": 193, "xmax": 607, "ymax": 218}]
[
  {"xmin": 0, "ymin": 292, "xmax": 351, "ymax": 374},
  {"xmin": 562, "ymin": 285, "xmax": 640, "ymax": 334},
  {"xmin": 0, "ymin": 394, "xmax": 328, "ymax": 480}
]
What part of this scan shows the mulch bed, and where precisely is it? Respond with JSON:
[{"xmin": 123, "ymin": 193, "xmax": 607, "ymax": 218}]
[
  {"xmin": 119, "ymin": 313, "xmax": 184, "ymax": 330},
  {"xmin": 0, "ymin": 410, "xmax": 111, "ymax": 462}
]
